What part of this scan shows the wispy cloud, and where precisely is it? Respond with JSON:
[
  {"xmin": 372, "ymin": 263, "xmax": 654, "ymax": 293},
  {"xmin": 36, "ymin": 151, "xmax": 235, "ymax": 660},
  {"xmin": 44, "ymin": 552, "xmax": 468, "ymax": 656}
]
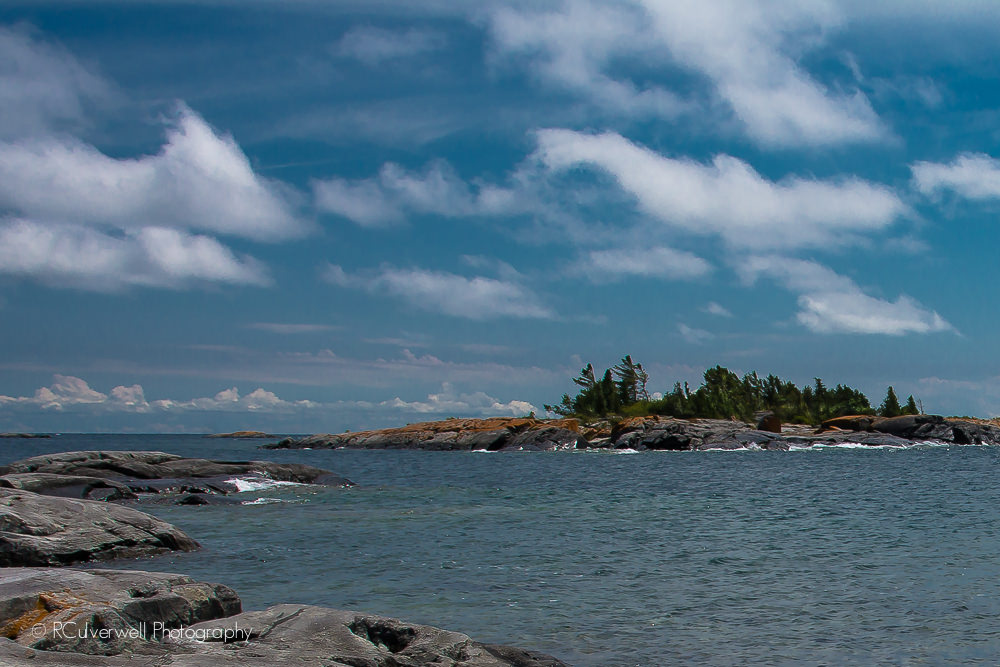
[
  {"xmin": 313, "ymin": 159, "xmax": 526, "ymax": 227},
  {"xmin": 702, "ymin": 302, "xmax": 733, "ymax": 318},
  {"xmin": 324, "ymin": 264, "xmax": 555, "ymax": 320},
  {"xmin": 333, "ymin": 26, "xmax": 446, "ymax": 66},
  {"xmin": 579, "ymin": 246, "xmax": 711, "ymax": 283},
  {"xmin": 678, "ymin": 323, "xmax": 715, "ymax": 344},
  {"xmin": 0, "ymin": 25, "xmax": 114, "ymax": 139},
  {"xmin": 487, "ymin": 0, "xmax": 884, "ymax": 147},
  {"xmin": 248, "ymin": 323, "xmax": 340, "ymax": 334}
]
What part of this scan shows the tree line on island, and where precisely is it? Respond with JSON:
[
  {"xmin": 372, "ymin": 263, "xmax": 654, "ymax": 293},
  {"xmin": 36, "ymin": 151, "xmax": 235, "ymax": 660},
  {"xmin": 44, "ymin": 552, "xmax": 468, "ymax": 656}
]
[{"xmin": 545, "ymin": 356, "xmax": 920, "ymax": 424}]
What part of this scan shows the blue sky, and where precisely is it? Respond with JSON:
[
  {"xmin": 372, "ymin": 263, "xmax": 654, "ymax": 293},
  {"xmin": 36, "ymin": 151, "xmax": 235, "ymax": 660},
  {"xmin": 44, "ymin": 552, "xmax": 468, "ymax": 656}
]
[{"xmin": 2, "ymin": 1, "xmax": 1000, "ymax": 432}]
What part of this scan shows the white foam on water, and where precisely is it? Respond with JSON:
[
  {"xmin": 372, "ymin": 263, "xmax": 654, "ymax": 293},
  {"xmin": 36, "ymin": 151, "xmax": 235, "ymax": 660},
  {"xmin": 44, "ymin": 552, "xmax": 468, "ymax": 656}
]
[
  {"xmin": 241, "ymin": 497, "xmax": 293, "ymax": 506},
  {"xmin": 702, "ymin": 444, "xmax": 762, "ymax": 452},
  {"xmin": 226, "ymin": 476, "xmax": 304, "ymax": 493},
  {"xmin": 610, "ymin": 448, "xmax": 641, "ymax": 454}
]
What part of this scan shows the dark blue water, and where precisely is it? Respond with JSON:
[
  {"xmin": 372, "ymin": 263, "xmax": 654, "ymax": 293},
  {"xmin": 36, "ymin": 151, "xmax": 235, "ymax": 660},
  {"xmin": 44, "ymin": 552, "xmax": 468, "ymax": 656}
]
[{"xmin": 4, "ymin": 435, "xmax": 1000, "ymax": 665}]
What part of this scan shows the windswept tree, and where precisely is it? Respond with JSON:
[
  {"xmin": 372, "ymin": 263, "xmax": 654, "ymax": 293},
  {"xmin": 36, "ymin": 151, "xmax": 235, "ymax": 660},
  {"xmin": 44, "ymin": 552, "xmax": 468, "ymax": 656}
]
[{"xmin": 613, "ymin": 355, "xmax": 649, "ymax": 404}]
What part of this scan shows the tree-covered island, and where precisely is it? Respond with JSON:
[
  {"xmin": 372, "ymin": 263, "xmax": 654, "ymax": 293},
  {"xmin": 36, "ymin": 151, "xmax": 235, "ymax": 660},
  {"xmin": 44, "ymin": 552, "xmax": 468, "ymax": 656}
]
[{"xmin": 545, "ymin": 356, "xmax": 920, "ymax": 424}]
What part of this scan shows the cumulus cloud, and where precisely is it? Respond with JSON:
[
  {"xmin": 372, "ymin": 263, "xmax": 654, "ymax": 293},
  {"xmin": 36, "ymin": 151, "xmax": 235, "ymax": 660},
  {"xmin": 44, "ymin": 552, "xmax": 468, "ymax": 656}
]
[
  {"xmin": 0, "ymin": 25, "xmax": 113, "ymax": 139},
  {"xmin": 742, "ymin": 256, "xmax": 954, "ymax": 335},
  {"xmin": 375, "ymin": 383, "xmax": 535, "ymax": 416},
  {"xmin": 0, "ymin": 220, "xmax": 270, "ymax": 290},
  {"xmin": 333, "ymin": 26, "xmax": 446, "ymax": 66},
  {"xmin": 580, "ymin": 246, "xmax": 712, "ymax": 282},
  {"xmin": 911, "ymin": 153, "xmax": 1000, "ymax": 200},
  {"xmin": 535, "ymin": 129, "xmax": 905, "ymax": 251},
  {"xmin": 0, "ymin": 376, "xmax": 315, "ymax": 414},
  {"xmin": 487, "ymin": 0, "xmax": 884, "ymax": 147},
  {"xmin": 0, "ymin": 375, "xmax": 538, "ymax": 423},
  {"xmin": 0, "ymin": 104, "xmax": 305, "ymax": 242},
  {"xmin": 324, "ymin": 264, "xmax": 554, "ymax": 320}
]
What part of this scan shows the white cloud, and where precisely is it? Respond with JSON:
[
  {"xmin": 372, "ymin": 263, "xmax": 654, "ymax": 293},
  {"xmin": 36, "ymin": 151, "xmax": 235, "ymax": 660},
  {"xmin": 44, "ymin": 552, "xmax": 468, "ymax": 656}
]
[
  {"xmin": 0, "ymin": 219, "xmax": 270, "ymax": 290},
  {"xmin": 678, "ymin": 323, "xmax": 715, "ymax": 344},
  {"xmin": 313, "ymin": 160, "xmax": 524, "ymax": 226},
  {"xmin": 488, "ymin": 1, "xmax": 685, "ymax": 118},
  {"xmin": 487, "ymin": 0, "xmax": 884, "ymax": 147},
  {"xmin": 0, "ymin": 25, "xmax": 113, "ymax": 139},
  {"xmin": 333, "ymin": 26, "xmax": 446, "ymax": 66},
  {"xmin": 580, "ymin": 246, "xmax": 712, "ymax": 282},
  {"xmin": 324, "ymin": 264, "xmax": 554, "ymax": 320},
  {"xmin": 535, "ymin": 129, "xmax": 905, "ymax": 251},
  {"xmin": 743, "ymin": 256, "xmax": 954, "ymax": 335},
  {"xmin": 911, "ymin": 153, "xmax": 1000, "ymax": 200},
  {"xmin": 703, "ymin": 301, "xmax": 733, "ymax": 317},
  {"xmin": 0, "ymin": 375, "xmax": 537, "ymax": 423},
  {"xmin": 0, "ymin": 104, "xmax": 305, "ymax": 242}
]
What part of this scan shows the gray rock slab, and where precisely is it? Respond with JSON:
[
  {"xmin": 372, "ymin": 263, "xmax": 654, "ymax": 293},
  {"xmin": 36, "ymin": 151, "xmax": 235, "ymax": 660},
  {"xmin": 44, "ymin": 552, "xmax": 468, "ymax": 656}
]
[{"xmin": 0, "ymin": 489, "xmax": 198, "ymax": 566}]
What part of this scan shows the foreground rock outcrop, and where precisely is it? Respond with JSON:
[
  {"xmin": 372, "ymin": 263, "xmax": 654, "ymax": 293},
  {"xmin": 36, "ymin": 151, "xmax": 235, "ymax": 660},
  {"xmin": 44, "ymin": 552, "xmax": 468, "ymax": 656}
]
[
  {"xmin": 268, "ymin": 418, "xmax": 586, "ymax": 452},
  {"xmin": 0, "ymin": 451, "xmax": 354, "ymax": 502},
  {"xmin": 0, "ymin": 490, "xmax": 198, "ymax": 566},
  {"xmin": 0, "ymin": 568, "xmax": 566, "ymax": 666}
]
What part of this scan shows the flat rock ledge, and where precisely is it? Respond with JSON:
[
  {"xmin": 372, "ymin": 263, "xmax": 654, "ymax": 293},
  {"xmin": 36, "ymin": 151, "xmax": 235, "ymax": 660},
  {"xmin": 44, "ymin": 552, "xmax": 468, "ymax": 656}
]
[
  {"xmin": 267, "ymin": 417, "xmax": 586, "ymax": 452},
  {"xmin": 0, "ymin": 569, "xmax": 567, "ymax": 667},
  {"xmin": 0, "ymin": 490, "xmax": 198, "ymax": 567},
  {"xmin": 0, "ymin": 451, "xmax": 354, "ymax": 502},
  {"xmin": 270, "ymin": 414, "xmax": 1000, "ymax": 453}
]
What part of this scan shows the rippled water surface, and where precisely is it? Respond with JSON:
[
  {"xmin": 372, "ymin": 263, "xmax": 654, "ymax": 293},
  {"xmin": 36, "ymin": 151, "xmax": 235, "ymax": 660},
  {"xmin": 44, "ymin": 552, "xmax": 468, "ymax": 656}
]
[{"xmin": 5, "ymin": 435, "xmax": 1000, "ymax": 665}]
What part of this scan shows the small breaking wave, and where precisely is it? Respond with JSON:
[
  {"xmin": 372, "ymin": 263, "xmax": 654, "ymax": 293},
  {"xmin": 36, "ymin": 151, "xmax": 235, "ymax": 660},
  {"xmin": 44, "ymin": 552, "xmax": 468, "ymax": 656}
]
[
  {"xmin": 225, "ymin": 476, "xmax": 305, "ymax": 493},
  {"xmin": 240, "ymin": 497, "xmax": 297, "ymax": 506}
]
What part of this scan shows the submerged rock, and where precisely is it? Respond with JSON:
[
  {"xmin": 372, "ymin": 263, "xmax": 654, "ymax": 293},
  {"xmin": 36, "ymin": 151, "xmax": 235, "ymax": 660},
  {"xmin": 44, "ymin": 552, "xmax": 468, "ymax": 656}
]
[
  {"xmin": 0, "ymin": 569, "xmax": 567, "ymax": 666},
  {"xmin": 267, "ymin": 417, "xmax": 586, "ymax": 452},
  {"xmin": 0, "ymin": 489, "xmax": 198, "ymax": 566}
]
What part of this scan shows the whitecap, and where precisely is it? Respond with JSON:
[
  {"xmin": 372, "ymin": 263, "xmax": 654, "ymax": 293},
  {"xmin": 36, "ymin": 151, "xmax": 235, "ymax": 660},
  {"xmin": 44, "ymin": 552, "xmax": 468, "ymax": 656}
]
[{"xmin": 225, "ymin": 476, "xmax": 304, "ymax": 493}]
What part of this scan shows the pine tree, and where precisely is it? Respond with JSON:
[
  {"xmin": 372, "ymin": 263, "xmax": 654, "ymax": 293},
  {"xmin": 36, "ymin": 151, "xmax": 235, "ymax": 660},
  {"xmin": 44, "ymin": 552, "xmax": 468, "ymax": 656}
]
[
  {"xmin": 880, "ymin": 386, "xmax": 902, "ymax": 418},
  {"xmin": 903, "ymin": 395, "xmax": 919, "ymax": 415}
]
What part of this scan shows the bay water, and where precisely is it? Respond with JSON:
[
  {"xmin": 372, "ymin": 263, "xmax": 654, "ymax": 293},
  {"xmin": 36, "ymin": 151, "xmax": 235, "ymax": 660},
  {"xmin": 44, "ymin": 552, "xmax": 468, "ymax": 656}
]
[{"xmin": 3, "ymin": 435, "xmax": 1000, "ymax": 665}]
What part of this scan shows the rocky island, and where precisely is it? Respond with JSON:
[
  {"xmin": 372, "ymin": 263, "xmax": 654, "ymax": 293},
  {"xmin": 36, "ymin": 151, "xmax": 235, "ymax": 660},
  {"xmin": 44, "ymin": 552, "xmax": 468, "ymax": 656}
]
[{"xmin": 266, "ymin": 413, "xmax": 1000, "ymax": 452}]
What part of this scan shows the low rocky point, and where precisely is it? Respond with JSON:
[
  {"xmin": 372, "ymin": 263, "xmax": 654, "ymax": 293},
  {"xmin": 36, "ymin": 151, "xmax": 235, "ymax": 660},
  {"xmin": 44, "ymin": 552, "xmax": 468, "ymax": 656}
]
[{"xmin": 267, "ymin": 414, "xmax": 1000, "ymax": 452}]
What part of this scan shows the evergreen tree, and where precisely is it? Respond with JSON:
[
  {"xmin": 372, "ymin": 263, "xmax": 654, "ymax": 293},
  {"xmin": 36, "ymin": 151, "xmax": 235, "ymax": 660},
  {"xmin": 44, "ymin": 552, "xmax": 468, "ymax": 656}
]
[
  {"xmin": 880, "ymin": 386, "xmax": 902, "ymax": 418},
  {"xmin": 903, "ymin": 395, "xmax": 919, "ymax": 415}
]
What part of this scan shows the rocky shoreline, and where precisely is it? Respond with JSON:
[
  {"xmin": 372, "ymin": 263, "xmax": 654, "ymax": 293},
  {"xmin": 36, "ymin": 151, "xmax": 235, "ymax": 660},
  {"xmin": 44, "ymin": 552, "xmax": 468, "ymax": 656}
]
[
  {"xmin": 266, "ymin": 413, "xmax": 1000, "ymax": 452},
  {"xmin": 0, "ymin": 451, "xmax": 567, "ymax": 666}
]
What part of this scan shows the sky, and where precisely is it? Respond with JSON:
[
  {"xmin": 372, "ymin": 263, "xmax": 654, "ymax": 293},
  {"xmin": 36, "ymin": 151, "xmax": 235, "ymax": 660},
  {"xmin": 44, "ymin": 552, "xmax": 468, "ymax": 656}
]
[{"xmin": 3, "ymin": 1, "xmax": 1000, "ymax": 433}]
